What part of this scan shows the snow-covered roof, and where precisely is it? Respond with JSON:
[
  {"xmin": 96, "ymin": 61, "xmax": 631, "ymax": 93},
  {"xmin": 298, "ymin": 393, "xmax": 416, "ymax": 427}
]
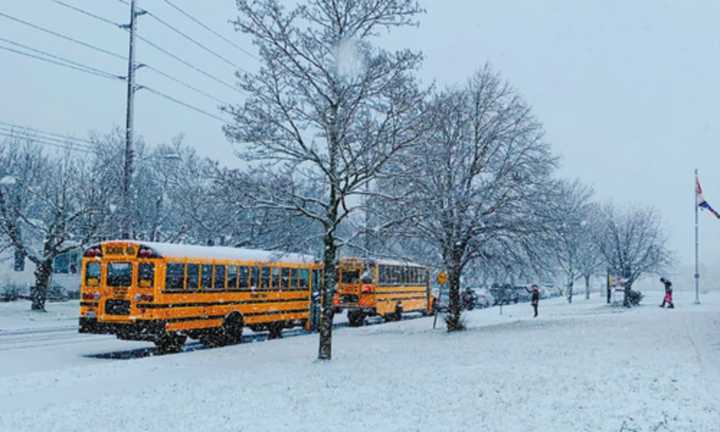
[
  {"xmin": 99, "ymin": 241, "xmax": 317, "ymax": 264},
  {"xmin": 340, "ymin": 256, "xmax": 426, "ymax": 268}
]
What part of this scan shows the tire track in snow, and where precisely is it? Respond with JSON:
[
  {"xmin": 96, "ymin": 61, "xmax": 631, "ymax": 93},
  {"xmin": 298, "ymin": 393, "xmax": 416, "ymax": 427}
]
[{"xmin": 682, "ymin": 311, "xmax": 720, "ymax": 410}]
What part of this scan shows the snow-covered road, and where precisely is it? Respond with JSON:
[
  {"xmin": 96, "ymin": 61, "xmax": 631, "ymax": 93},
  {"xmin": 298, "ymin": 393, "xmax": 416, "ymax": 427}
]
[{"xmin": 0, "ymin": 291, "xmax": 718, "ymax": 432}]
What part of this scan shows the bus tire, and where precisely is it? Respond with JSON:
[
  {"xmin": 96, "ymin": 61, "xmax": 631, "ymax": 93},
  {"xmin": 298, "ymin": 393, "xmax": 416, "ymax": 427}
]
[
  {"xmin": 268, "ymin": 322, "xmax": 283, "ymax": 340},
  {"xmin": 155, "ymin": 333, "xmax": 186, "ymax": 354},
  {"xmin": 223, "ymin": 312, "xmax": 244, "ymax": 344},
  {"xmin": 394, "ymin": 303, "xmax": 403, "ymax": 321},
  {"xmin": 347, "ymin": 310, "xmax": 364, "ymax": 327}
]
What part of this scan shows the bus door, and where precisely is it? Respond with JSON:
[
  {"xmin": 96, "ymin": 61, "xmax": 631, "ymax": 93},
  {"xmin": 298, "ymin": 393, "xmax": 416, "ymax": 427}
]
[{"xmin": 102, "ymin": 260, "xmax": 134, "ymax": 317}]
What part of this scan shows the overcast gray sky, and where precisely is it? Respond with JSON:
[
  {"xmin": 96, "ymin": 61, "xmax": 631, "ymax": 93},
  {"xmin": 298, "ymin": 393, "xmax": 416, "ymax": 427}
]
[{"xmin": 2, "ymin": 1, "xmax": 719, "ymax": 285}]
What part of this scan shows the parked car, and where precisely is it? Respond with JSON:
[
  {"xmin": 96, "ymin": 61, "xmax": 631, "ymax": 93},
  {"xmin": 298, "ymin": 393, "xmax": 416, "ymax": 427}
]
[
  {"xmin": 490, "ymin": 284, "xmax": 520, "ymax": 305},
  {"xmin": 431, "ymin": 287, "xmax": 484, "ymax": 311},
  {"xmin": 514, "ymin": 285, "xmax": 531, "ymax": 303},
  {"xmin": 542, "ymin": 285, "xmax": 561, "ymax": 298},
  {"xmin": 471, "ymin": 288, "xmax": 493, "ymax": 308},
  {"xmin": 461, "ymin": 288, "xmax": 478, "ymax": 310}
]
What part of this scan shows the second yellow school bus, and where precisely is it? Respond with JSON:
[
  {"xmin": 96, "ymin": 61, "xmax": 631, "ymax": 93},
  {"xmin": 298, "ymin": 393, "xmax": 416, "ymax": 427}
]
[
  {"xmin": 333, "ymin": 257, "xmax": 432, "ymax": 326},
  {"xmin": 79, "ymin": 241, "xmax": 321, "ymax": 353}
]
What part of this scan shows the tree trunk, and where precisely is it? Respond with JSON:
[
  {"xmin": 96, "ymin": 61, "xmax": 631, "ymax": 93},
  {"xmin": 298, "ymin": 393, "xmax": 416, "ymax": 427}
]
[
  {"xmin": 31, "ymin": 259, "xmax": 52, "ymax": 311},
  {"xmin": 567, "ymin": 280, "xmax": 574, "ymax": 304},
  {"xmin": 584, "ymin": 275, "xmax": 591, "ymax": 300},
  {"xmin": 317, "ymin": 232, "xmax": 337, "ymax": 360},
  {"xmin": 623, "ymin": 282, "xmax": 632, "ymax": 308},
  {"xmin": 318, "ymin": 109, "xmax": 340, "ymax": 361},
  {"xmin": 13, "ymin": 244, "xmax": 25, "ymax": 272},
  {"xmin": 445, "ymin": 264, "xmax": 463, "ymax": 332}
]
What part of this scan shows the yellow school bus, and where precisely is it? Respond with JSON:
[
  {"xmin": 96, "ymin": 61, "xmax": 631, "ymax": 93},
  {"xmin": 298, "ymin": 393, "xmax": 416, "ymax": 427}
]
[
  {"xmin": 79, "ymin": 241, "xmax": 320, "ymax": 353},
  {"xmin": 333, "ymin": 257, "xmax": 432, "ymax": 326}
]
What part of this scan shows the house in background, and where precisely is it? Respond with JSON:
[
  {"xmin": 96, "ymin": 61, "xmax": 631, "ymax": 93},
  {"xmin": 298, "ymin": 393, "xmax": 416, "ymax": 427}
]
[{"xmin": 0, "ymin": 244, "xmax": 82, "ymax": 299}]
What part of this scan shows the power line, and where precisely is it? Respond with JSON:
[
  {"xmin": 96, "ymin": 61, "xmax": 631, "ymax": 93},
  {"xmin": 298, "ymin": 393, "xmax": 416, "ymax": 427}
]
[
  {"xmin": 0, "ymin": 130, "xmax": 95, "ymax": 155},
  {"xmin": 0, "ymin": 129, "xmax": 98, "ymax": 155},
  {"xmin": 0, "ymin": 121, "xmax": 98, "ymax": 148},
  {"xmin": 140, "ymin": 85, "xmax": 228, "ymax": 123},
  {"xmin": 0, "ymin": 124, "xmax": 96, "ymax": 152},
  {"xmin": 133, "ymin": 31, "xmax": 241, "ymax": 94},
  {"xmin": 161, "ymin": 0, "xmax": 259, "ymax": 61},
  {"xmin": 50, "ymin": 0, "xmax": 122, "ymax": 27},
  {"xmin": 0, "ymin": 44, "xmax": 125, "ymax": 81},
  {"xmin": 47, "ymin": 2, "xmax": 230, "ymax": 105},
  {"xmin": 0, "ymin": 37, "xmax": 125, "ymax": 81},
  {"xmin": 141, "ymin": 7, "xmax": 246, "ymax": 72},
  {"xmin": 0, "ymin": 11, "xmax": 126, "ymax": 60},
  {"xmin": 144, "ymin": 65, "xmax": 230, "ymax": 106}
]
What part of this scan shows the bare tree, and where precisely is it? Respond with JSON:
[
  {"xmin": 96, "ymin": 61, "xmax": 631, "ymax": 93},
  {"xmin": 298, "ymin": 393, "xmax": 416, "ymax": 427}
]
[
  {"xmin": 547, "ymin": 179, "xmax": 596, "ymax": 303},
  {"xmin": 384, "ymin": 66, "xmax": 556, "ymax": 331},
  {"xmin": 576, "ymin": 204, "xmax": 605, "ymax": 299},
  {"xmin": 225, "ymin": 0, "xmax": 428, "ymax": 360},
  {"xmin": 0, "ymin": 139, "xmax": 107, "ymax": 311},
  {"xmin": 596, "ymin": 203, "xmax": 673, "ymax": 307}
]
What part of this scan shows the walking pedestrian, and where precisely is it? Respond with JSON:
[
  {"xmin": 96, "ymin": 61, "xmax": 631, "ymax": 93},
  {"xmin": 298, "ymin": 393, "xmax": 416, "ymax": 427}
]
[
  {"xmin": 659, "ymin": 277, "xmax": 674, "ymax": 309},
  {"xmin": 526, "ymin": 284, "xmax": 540, "ymax": 317}
]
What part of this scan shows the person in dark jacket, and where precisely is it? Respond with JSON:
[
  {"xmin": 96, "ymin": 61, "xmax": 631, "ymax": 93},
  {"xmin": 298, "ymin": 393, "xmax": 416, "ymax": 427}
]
[
  {"xmin": 659, "ymin": 278, "xmax": 674, "ymax": 308},
  {"xmin": 526, "ymin": 284, "xmax": 540, "ymax": 317}
]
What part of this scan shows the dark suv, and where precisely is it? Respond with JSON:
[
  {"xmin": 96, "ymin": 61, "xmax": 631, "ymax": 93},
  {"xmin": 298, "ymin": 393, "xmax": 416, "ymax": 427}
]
[{"xmin": 490, "ymin": 284, "xmax": 520, "ymax": 305}]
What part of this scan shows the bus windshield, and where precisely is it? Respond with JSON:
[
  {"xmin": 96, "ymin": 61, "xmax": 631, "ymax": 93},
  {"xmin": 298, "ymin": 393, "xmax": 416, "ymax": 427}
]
[{"xmin": 341, "ymin": 270, "xmax": 360, "ymax": 283}]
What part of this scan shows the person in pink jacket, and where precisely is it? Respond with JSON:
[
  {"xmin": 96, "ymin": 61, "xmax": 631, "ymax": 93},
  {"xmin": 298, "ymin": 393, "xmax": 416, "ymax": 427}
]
[{"xmin": 659, "ymin": 278, "xmax": 674, "ymax": 309}]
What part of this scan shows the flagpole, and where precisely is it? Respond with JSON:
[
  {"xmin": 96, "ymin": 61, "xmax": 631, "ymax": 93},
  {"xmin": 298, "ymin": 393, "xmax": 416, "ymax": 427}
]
[{"xmin": 694, "ymin": 168, "xmax": 701, "ymax": 304}]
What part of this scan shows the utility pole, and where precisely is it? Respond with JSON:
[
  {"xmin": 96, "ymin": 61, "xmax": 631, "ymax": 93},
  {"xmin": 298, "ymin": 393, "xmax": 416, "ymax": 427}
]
[
  {"xmin": 121, "ymin": 0, "xmax": 143, "ymax": 238},
  {"xmin": 694, "ymin": 168, "xmax": 700, "ymax": 304}
]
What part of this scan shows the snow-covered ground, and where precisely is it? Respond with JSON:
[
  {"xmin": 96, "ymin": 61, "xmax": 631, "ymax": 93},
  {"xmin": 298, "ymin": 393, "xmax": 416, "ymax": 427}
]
[{"xmin": 1, "ymin": 290, "xmax": 718, "ymax": 432}]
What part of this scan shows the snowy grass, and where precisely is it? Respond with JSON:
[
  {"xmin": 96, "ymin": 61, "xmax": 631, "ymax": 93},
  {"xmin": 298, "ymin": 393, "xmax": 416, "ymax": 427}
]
[
  {"xmin": 0, "ymin": 299, "xmax": 79, "ymax": 332},
  {"xmin": 0, "ymin": 292, "xmax": 718, "ymax": 431}
]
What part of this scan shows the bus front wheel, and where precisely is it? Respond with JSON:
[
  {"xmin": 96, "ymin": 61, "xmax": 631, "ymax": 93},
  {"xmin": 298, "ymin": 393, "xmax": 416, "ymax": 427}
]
[
  {"xmin": 155, "ymin": 333, "xmax": 186, "ymax": 354},
  {"xmin": 268, "ymin": 322, "xmax": 284, "ymax": 340},
  {"xmin": 223, "ymin": 313, "xmax": 244, "ymax": 344}
]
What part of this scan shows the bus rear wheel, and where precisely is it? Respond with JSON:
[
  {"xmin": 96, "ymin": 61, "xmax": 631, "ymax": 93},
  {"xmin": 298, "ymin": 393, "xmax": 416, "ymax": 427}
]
[
  {"xmin": 155, "ymin": 333, "xmax": 186, "ymax": 354},
  {"xmin": 347, "ymin": 310, "xmax": 365, "ymax": 327}
]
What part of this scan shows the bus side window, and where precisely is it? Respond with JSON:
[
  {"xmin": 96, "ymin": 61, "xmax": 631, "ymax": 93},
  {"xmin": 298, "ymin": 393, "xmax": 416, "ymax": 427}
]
[
  {"xmin": 251, "ymin": 267, "xmax": 259, "ymax": 289},
  {"xmin": 187, "ymin": 264, "xmax": 199, "ymax": 290},
  {"xmin": 261, "ymin": 267, "xmax": 270, "ymax": 289},
  {"xmin": 238, "ymin": 266, "xmax": 249, "ymax": 289},
  {"xmin": 311, "ymin": 269, "xmax": 320, "ymax": 292},
  {"xmin": 214, "ymin": 265, "xmax": 226, "ymax": 290},
  {"xmin": 281, "ymin": 268, "xmax": 290, "ymax": 290},
  {"xmin": 271, "ymin": 267, "xmax": 281, "ymax": 290},
  {"xmin": 139, "ymin": 263, "xmax": 155, "ymax": 288},
  {"xmin": 200, "ymin": 264, "xmax": 212, "ymax": 290},
  {"xmin": 165, "ymin": 263, "xmax": 185, "ymax": 292},
  {"xmin": 227, "ymin": 265, "xmax": 239, "ymax": 290},
  {"xmin": 290, "ymin": 269, "xmax": 298, "ymax": 289},
  {"xmin": 299, "ymin": 269, "xmax": 309, "ymax": 289}
]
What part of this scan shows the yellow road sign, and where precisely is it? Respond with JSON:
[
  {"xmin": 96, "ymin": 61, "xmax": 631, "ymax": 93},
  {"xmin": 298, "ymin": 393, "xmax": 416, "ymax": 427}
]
[{"xmin": 436, "ymin": 271, "xmax": 448, "ymax": 285}]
